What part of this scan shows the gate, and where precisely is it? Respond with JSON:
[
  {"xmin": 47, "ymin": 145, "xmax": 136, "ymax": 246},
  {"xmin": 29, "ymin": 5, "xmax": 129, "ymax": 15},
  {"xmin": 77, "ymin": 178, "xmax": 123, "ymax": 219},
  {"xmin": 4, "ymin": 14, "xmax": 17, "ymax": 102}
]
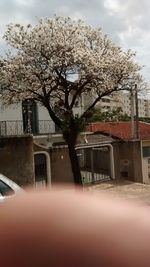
[
  {"xmin": 76, "ymin": 144, "xmax": 114, "ymax": 185},
  {"xmin": 34, "ymin": 153, "xmax": 48, "ymax": 187}
]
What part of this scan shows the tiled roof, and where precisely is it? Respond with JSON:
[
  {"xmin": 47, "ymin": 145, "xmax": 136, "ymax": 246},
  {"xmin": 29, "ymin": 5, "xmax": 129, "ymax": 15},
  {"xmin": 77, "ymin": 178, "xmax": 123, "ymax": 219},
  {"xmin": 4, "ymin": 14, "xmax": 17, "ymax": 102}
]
[{"xmin": 87, "ymin": 121, "xmax": 150, "ymax": 141}]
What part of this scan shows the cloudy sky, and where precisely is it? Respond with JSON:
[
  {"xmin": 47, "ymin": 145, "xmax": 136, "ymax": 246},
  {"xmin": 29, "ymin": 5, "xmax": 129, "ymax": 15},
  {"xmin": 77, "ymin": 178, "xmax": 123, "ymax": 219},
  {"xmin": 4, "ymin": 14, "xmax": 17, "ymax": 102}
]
[{"xmin": 0, "ymin": 0, "xmax": 150, "ymax": 82}]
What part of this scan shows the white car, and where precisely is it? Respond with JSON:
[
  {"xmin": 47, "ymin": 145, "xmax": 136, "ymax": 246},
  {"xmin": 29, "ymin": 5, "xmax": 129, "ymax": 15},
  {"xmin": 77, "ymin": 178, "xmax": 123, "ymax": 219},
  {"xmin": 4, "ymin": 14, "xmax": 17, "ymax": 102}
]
[{"xmin": 0, "ymin": 174, "xmax": 23, "ymax": 202}]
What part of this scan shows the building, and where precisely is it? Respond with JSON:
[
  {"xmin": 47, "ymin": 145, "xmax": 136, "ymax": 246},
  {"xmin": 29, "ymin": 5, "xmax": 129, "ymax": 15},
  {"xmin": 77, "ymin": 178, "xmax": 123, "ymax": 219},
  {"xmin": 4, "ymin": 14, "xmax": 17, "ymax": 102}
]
[
  {"xmin": 1, "ymin": 89, "xmax": 150, "ymax": 136},
  {"xmin": 1, "ymin": 124, "xmax": 149, "ymax": 187},
  {"xmin": 84, "ymin": 91, "xmax": 150, "ymax": 118},
  {"xmin": 0, "ymin": 98, "xmax": 84, "ymax": 136},
  {"xmin": 118, "ymin": 92, "xmax": 150, "ymax": 118},
  {"xmin": 88, "ymin": 121, "xmax": 150, "ymax": 184},
  {"xmin": 0, "ymin": 133, "xmax": 115, "ymax": 187},
  {"xmin": 2, "ymin": 119, "xmax": 150, "ymax": 186},
  {"xmin": 83, "ymin": 92, "xmax": 121, "ymax": 112}
]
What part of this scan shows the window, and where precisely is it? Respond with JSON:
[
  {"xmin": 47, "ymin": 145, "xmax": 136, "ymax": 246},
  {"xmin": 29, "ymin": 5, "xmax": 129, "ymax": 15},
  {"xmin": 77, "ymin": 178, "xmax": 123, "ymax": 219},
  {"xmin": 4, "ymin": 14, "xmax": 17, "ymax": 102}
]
[
  {"xmin": 102, "ymin": 98, "xmax": 110, "ymax": 103},
  {"xmin": 104, "ymin": 105, "xmax": 110, "ymax": 109},
  {"xmin": 0, "ymin": 180, "xmax": 14, "ymax": 196},
  {"xmin": 143, "ymin": 147, "xmax": 150, "ymax": 157}
]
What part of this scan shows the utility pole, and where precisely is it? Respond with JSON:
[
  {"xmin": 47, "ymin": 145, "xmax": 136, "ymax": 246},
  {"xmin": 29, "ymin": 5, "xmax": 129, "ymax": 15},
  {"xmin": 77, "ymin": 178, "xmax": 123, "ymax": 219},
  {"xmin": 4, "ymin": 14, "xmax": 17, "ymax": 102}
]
[
  {"xmin": 135, "ymin": 84, "xmax": 139, "ymax": 139},
  {"xmin": 130, "ymin": 87, "xmax": 135, "ymax": 139}
]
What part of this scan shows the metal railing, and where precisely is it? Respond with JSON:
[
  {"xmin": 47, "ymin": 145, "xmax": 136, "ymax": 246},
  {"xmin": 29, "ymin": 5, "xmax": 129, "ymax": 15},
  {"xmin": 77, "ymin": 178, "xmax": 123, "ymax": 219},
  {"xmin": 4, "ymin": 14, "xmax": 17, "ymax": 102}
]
[
  {"xmin": 38, "ymin": 120, "xmax": 55, "ymax": 134},
  {"xmin": 0, "ymin": 120, "xmax": 55, "ymax": 136}
]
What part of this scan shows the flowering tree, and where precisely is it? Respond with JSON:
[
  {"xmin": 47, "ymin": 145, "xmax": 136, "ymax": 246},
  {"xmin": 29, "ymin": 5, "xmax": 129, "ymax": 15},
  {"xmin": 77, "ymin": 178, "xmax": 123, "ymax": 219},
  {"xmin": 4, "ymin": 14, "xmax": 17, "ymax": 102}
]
[{"xmin": 0, "ymin": 16, "xmax": 142, "ymax": 185}]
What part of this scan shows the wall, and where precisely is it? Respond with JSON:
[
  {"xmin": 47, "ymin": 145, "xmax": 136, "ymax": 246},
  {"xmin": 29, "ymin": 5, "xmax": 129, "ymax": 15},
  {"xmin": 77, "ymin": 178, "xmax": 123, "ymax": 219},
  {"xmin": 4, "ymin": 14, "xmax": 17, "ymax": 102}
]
[
  {"xmin": 34, "ymin": 139, "xmax": 144, "ymax": 185},
  {"xmin": 34, "ymin": 143, "xmax": 74, "ymax": 185},
  {"xmin": 0, "ymin": 134, "xmax": 144, "ymax": 187},
  {"xmin": 37, "ymin": 103, "xmax": 83, "ymax": 134},
  {"xmin": 0, "ymin": 103, "xmax": 22, "ymax": 121},
  {"xmin": 0, "ymin": 102, "xmax": 52, "ymax": 122},
  {"xmin": 0, "ymin": 136, "xmax": 35, "ymax": 186},
  {"xmin": 113, "ymin": 141, "xmax": 143, "ymax": 183},
  {"xmin": 37, "ymin": 103, "xmax": 51, "ymax": 120},
  {"xmin": 50, "ymin": 147, "xmax": 74, "ymax": 184},
  {"xmin": 141, "ymin": 140, "xmax": 150, "ymax": 184}
]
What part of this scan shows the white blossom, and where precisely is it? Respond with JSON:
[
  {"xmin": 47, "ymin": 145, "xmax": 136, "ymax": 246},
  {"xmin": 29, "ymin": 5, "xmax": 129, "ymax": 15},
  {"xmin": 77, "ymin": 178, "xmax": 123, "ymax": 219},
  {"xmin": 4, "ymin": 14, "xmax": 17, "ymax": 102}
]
[{"xmin": 0, "ymin": 16, "xmax": 143, "ymax": 117}]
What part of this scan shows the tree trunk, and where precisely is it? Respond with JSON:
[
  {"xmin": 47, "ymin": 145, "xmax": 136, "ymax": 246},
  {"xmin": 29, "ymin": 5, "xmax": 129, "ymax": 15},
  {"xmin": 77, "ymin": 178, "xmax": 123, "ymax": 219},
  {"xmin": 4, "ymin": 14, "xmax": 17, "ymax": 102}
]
[
  {"xmin": 46, "ymin": 104, "xmax": 82, "ymax": 185},
  {"xmin": 67, "ymin": 139, "xmax": 83, "ymax": 186}
]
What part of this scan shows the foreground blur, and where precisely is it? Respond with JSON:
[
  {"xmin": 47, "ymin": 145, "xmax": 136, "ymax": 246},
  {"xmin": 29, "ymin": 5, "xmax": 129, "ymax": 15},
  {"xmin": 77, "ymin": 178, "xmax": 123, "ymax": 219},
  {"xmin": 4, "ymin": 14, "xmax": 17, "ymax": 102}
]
[{"xmin": 1, "ymin": 188, "xmax": 150, "ymax": 267}]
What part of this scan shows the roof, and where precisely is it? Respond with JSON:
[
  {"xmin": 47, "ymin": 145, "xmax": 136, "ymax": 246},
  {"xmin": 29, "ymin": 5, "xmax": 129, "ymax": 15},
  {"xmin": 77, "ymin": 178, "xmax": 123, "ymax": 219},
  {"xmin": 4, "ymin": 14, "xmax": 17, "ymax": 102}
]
[
  {"xmin": 78, "ymin": 133, "xmax": 115, "ymax": 146},
  {"xmin": 87, "ymin": 121, "xmax": 150, "ymax": 141}
]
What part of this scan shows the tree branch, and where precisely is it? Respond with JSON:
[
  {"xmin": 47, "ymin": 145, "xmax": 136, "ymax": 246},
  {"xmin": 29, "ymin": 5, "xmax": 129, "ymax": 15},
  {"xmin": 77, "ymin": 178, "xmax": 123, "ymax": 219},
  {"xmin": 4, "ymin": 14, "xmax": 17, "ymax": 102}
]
[
  {"xmin": 81, "ymin": 87, "xmax": 120, "ymax": 119},
  {"xmin": 43, "ymin": 100, "xmax": 62, "ymax": 127},
  {"xmin": 70, "ymin": 80, "xmax": 90, "ymax": 109}
]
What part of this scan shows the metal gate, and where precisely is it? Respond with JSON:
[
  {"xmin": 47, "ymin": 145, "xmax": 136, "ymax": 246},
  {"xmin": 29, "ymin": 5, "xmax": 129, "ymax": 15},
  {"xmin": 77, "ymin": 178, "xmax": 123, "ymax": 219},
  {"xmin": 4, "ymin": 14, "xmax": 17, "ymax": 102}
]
[
  {"xmin": 34, "ymin": 153, "xmax": 47, "ymax": 187},
  {"xmin": 76, "ymin": 144, "xmax": 114, "ymax": 185}
]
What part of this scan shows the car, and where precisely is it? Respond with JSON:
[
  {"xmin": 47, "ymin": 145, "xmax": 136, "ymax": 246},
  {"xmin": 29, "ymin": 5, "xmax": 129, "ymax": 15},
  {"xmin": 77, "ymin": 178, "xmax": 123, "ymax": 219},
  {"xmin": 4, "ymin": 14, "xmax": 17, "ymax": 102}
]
[{"xmin": 0, "ymin": 174, "xmax": 23, "ymax": 203}]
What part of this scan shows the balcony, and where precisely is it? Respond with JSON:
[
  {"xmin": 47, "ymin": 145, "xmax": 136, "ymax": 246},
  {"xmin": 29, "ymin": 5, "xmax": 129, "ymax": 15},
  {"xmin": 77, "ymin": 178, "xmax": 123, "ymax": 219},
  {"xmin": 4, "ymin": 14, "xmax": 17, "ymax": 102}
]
[{"xmin": 0, "ymin": 120, "xmax": 56, "ymax": 136}]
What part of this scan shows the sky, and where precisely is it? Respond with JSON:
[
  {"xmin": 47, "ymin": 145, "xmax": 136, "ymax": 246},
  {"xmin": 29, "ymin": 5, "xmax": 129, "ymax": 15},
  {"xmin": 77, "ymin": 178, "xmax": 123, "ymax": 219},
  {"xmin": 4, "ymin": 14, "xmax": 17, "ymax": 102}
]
[{"xmin": 0, "ymin": 0, "xmax": 150, "ymax": 83}]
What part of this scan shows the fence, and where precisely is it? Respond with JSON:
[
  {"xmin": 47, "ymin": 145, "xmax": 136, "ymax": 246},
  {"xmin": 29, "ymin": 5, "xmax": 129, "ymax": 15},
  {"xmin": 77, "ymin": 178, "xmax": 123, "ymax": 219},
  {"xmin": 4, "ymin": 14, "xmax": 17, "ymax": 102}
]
[
  {"xmin": 0, "ymin": 120, "xmax": 55, "ymax": 136},
  {"xmin": 76, "ymin": 144, "xmax": 113, "ymax": 185}
]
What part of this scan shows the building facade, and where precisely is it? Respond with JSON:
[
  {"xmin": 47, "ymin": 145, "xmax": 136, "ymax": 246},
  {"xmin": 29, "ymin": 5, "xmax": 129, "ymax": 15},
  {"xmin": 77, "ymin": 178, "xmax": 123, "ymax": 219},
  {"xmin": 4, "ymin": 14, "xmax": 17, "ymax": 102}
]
[
  {"xmin": 0, "ymin": 99, "xmax": 84, "ymax": 136},
  {"xmin": 87, "ymin": 121, "xmax": 150, "ymax": 184},
  {"xmin": 88, "ymin": 91, "xmax": 150, "ymax": 118},
  {"xmin": 0, "ymin": 91, "xmax": 150, "ymax": 136}
]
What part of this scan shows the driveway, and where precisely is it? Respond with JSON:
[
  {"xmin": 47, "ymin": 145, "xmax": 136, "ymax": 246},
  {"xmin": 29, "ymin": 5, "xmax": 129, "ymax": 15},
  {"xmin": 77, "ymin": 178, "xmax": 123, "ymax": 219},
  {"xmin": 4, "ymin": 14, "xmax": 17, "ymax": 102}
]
[{"xmin": 86, "ymin": 180, "xmax": 150, "ymax": 205}]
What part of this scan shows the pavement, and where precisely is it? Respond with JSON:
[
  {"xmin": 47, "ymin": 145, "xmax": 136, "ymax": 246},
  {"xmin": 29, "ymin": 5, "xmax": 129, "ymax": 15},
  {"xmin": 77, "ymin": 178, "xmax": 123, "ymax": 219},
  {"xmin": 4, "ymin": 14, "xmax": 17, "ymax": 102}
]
[{"xmin": 86, "ymin": 180, "xmax": 150, "ymax": 205}]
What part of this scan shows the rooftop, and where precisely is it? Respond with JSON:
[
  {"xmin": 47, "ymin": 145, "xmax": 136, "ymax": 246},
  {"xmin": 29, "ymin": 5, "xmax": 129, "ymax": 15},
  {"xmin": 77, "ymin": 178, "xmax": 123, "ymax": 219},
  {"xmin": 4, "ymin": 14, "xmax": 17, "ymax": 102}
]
[{"xmin": 87, "ymin": 121, "xmax": 150, "ymax": 141}]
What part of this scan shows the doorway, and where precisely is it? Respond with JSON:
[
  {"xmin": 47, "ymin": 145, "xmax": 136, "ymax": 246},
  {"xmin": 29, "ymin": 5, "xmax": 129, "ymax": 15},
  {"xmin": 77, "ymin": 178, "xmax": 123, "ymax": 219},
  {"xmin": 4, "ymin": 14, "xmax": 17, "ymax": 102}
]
[{"xmin": 34, "ymin": 152, "xmax": 51, "ymax": 187}]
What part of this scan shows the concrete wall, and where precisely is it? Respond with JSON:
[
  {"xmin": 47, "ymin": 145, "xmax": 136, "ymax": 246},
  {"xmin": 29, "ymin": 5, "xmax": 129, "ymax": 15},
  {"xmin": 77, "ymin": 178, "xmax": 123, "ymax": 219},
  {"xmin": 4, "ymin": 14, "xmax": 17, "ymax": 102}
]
[
  {"xmin": 0, "ymin": 135, "xmax": 142, "ymax": 186},
  {"xmin": 132, "ymin": 141, "xmax": 143, "ymax": 183},
  {"xmin": 0, "ymin": 102, "xmax": 50, "ymax": 122},
  {"xmin": 141, "ymin": 140, "xmax": 150, "ymax": 184},
  {"xmin": 0, "ymin": 134, "xmax": 143, "ymax": 187},
  {"xmin": 34, "ymin": 140, "xmax": 144, "ymax": 185},
  {"xmin": 37, "ymin": 103, "xmax": 49, "ymax": 120},
  {"xmin": 50, "ymin": 147, "xmax": 74, "ymax": 184},
  {"xmin": 34, "ymin": 144, "xmax": 74, "ymax": 185},
  {"xmin": 0, "ymin": 103, "xmax": 22, "ymax": 121},
  {"xmin": 113, "ymin": 141, "xmax": 143, "ymax": 183},
  {"xmin": 0, "ymin": 136, "xmax": 35, "ymax": 186}
]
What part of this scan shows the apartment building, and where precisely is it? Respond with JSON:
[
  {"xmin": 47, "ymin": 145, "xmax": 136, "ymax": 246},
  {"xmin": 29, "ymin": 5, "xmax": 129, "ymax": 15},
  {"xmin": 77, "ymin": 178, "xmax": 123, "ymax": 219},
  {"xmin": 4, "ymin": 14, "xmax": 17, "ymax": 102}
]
[
  {"xmin": 83, "ymin": 92, "xmax": 122, "ymax": 112},
  {"xmin": 90, "ymin": 91, "xmax": 150, "ymax": 118},
  {"xmin": 119, "ymin": 92, "xmax": 150, "ymax": 118}
]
